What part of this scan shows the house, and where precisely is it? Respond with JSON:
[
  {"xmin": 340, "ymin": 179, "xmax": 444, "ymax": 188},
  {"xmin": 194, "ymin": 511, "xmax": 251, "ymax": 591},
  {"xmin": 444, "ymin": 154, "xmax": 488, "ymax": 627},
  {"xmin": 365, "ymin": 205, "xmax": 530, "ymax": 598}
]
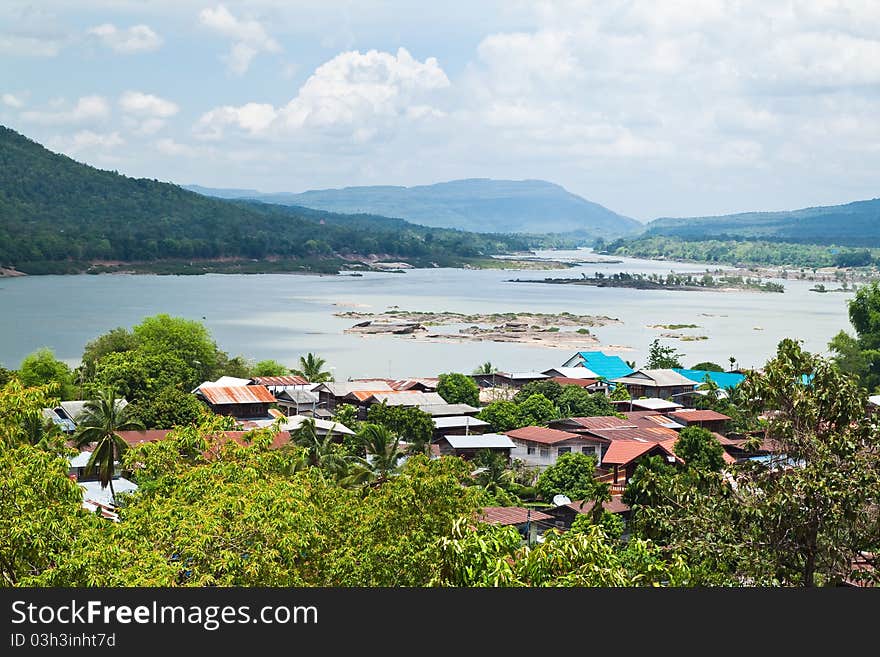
[
  {"xmin": 544, "ymin": 497, "xmax": 631, "ymax": 530},
  {"xmin": 620, "ymin": 410, "xmax": 685, "ymax": 430},
  {"xmin": 44, "ymin": 398, "xmax": 129, "ymax": 433},
  {"xmin": 339, "ymin": 390, "xmax": 449, "ymax": 420},
  {"xmin": 274, "ymin": 387, "xmax": 321, "ymax": 416},
  {"xmin": 666, "ymin": 409, "xmax": 731, "ymax": 433},
  {"xmin": 477, "ymin": 506, "xmax": 554, "ymax": 544},
  {"xmin": 432, "ymin": 415, "xmax": 490, "ymax": 439},
  {"xmin": 435, "ymin": 433, "xmax": 515, "ymax": 460},
  {"xmin": 599, "ymin": 439, "xmax": 680, "ymax": 489},
  {"xmin": 542, "ymin": 366, "xmax": 602, "ymax": 379},
  {"xmin": 560, "ymin": 351, "xmax": 634, "ymax": 381},
  {"xmin": 80, "ymin": 477, "xmax": 139, "ymax": 519},
  {"xmin": 611, "ymin": 369, "xmax": 697, "ymax": 399},
  {"xmin": 281, "ymin": 415, "xmax": 355, "ymax": 438},
  {"xmin": 418, "ymin": 402, "xmax": 481, "ymax": 417},
  {"xmin": 673, "ymin": 368, "xmax": 746, "ymax": 390},
  {"xmin": 251, "ymin": 375, "xmax": 310, "ymax": 393},
  {"xmin": 470, "ymin": 371, "xmax": 549, "ymax": 389},
  {"xmin": 506, "ymin": 426, "xmax": 604, "ymax": 468},
  {"xmin": 352, "ymin": 377, "xmax": 439, "ymax": 392},
  {"xmin": 313, "ymin": 381, "xmax": 394, "ymax": 412},
  {"xmin": 193, "ymin": 384, "xmax": 276, "ymax": 419},
  {"xmin": 613, "ymin": 397, "xmax": 684, "ymax": 413}
]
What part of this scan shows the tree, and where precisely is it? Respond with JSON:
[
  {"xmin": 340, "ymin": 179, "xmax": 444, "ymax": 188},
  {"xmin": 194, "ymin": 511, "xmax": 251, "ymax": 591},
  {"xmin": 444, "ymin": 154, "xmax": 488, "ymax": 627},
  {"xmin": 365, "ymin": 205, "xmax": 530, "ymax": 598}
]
[
  {"xmin": 557, "ymin": 386, "xmax": 617, "ymax": 417},
  {"xmin": 291, "ymin": 353, "xmax": 332, "ymax": 383},
  {"xmin": 132, "ymin": 314, "xmax": 221, "ymax": 382},
  {"xmin": 470, "ymin": 449, "xmax": 517, "ymax": 505},
  {"xmin": 691, "ymin": 361, "xmax": 724, "ymax": 372},
  {"xmin": 513, "ymin": 380, "xmax": 563, "ymax": 405},
  {"xmin": 477, "ymin": 400, "xmax": 522, "ymax": 432},
  {"xmin": 674, "ymin": 426, "xmax": 725, "ymax": 472},
  {"xmin": 535, "ymin": 452, "xmax": 599, "ymax": 501},
  {"xmin": 18, "ymin": 348, "xmax": 75, "ymax": 399},
  {"xmin": 344, "ymin": 423, "xmax": 406, "ymax": 486},
  {"xmin": 571, "ymin": 509, "xmax": 625, "ymax": 541},
  {"xmin": 437, "ymin": 372, "xmax": 480, "ymax": 407},
  {"xmin": 626, "ymin": 339, "xmax": 880, "ymax": 587},
  {"xmin": 289, "ymin": 417, "xmax": 350, "ymax": 479},
  {"xmin": 609, "ymin": 383, "xmax": 631, "ymax": 402},
  {"xmin": 92, "ymin": 350, "xmax": 196, "ymax": 401},
  {"xmin": 473, "ymin": 361, "xmax": 497, "ymax": 375},
  {"xmin": 127, "ymin": 385, "xmax": 207, "ymax": 429},
  {"xmin": 0, "ymin": 379, "xmax": 60, "ymax": 447},
  {"xmin": 366, "ymin": 403, "xmax": 434, "ymax": 455},
  {"xmin": 647, "ymin": 338, "xmax": 683, "ymax": 369},
  {"xmin": 518, "ymin": 393, "xmax": 558, "ymax": 426},
  {"xmin": 80, "ymin": 327, "xmax": 138, "ymax": 380},
  {"xmin": 19, "ymin": 410, "xmax": 65, "ymax": 452},
  {"xmin": 74, "ymin": 387, "xmax": 145, "ymax": 504},
  {"xmin": 251, "ymin": 359, "xmax": 290, "ymax": 377},
  {"xmin": 830, "ymin": 280, "xmax": 880, "ymax": 390}
]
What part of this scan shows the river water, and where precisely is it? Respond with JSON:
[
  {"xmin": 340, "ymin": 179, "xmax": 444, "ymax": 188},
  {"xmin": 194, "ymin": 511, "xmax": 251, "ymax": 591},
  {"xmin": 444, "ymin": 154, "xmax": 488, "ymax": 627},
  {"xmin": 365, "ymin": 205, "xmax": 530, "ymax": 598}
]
[{"xmin": 0, "ymin": 250, "xmax": 854, "ymax": 379}]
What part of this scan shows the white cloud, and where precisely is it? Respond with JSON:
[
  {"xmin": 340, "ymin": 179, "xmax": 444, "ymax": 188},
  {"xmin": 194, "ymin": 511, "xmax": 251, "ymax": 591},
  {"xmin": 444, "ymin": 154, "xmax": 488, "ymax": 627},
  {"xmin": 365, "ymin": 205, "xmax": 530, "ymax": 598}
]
[
  {"xmin": 155, "ymin": 138, "xmax": 201, "ymax": 157},
  {"xmin": 49, "ymin": 130, "xmax": 124, "ymax": 156},
  {"xmin": 87, "ymin": 23, "xmax": 162, "ymax": 54},
  {"xmin": 195, "ymin": 47, "xmax": 449, "ymax": 140},
  {"xmin": 119, "ymin": 91, "xmax": 179, "ymax": 118},
  {"xmin": 21, "ymin": 96, "xmax": 110, "ymax": 125},
  {"xmin": 198, "ymin": 5, "xmax": 281, "ymax": 74},
  {"xmin": 1, "ymin": 93, "xmax": 25, "ymax": 108},
  {"xmin": 0, "ymin": 34, "xmax": 63, "ymax": 57}
]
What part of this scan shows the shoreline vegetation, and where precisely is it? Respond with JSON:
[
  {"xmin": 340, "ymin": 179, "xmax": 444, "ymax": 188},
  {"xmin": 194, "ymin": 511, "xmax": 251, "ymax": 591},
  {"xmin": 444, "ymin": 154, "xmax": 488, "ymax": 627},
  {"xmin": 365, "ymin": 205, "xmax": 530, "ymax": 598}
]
[
  {"xmin": 507, "ymin": 271, "xmax": 786, "ymax": 293},
  {"xmin": 336, "ymin": 310, "xmax": 620, "ymax": 349}
]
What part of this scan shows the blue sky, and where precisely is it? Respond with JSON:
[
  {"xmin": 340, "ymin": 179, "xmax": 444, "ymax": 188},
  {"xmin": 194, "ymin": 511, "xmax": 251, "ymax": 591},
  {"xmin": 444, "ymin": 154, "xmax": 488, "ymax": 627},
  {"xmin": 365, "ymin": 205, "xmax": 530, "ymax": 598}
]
[{"xmin": 2, "ymin": 1, "xmax": 880, "ymax": 221}]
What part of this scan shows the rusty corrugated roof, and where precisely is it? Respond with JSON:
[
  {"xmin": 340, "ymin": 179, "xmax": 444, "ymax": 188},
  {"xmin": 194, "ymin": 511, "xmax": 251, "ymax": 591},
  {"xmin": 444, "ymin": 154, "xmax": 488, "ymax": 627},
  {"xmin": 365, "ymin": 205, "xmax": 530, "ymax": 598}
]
[
  {"xmin": 197, "ymin": 385, "xmax": 276, "ymax": 405},
  {"xmin": 478, "ymin": 506, "xmax": 553, "ymax": 526},
  {"xmin": 252, "ymin": 375, "xmax": 309, "ymax": 386},
  {"xmin": 506, "ymin": 426, "xmax": 586, "ymax": 445}
]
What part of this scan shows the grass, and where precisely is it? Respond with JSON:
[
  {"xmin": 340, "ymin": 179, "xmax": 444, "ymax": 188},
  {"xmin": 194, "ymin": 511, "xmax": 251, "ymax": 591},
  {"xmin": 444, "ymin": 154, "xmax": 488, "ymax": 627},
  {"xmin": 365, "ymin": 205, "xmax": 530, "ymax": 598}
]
[{"xmin": 653, "ymin": 323, "xmax": 699, "ymax": 330}]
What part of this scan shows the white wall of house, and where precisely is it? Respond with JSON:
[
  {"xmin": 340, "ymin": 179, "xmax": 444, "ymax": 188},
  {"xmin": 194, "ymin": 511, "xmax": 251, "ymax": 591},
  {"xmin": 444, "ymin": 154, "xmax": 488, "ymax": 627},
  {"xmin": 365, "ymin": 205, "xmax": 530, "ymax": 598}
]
[{"xmin": 510, "ymin": 439, "xmax": 602, "ymax": 468}]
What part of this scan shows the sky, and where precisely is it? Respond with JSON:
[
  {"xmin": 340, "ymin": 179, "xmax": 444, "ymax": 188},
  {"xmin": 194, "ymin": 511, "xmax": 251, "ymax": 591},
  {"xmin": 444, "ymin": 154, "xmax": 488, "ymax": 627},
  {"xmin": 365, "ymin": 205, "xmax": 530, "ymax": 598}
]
[{"xmin": 2, "ymin": 0, "xmax": 880, "ymax": 221}]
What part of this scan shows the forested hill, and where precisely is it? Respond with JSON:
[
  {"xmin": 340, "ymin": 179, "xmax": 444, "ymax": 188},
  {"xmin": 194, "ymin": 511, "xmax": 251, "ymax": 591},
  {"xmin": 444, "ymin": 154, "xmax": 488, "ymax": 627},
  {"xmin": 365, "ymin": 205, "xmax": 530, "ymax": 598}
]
[
  {"xmin": 186, "ymin": 178, "xmax": 642, "ymax": 238},
  {"xmin": 0, "ymin": 126, "xmax": 534, "ymax": 274},
  {"xmin": 645, "ymin": 198, "xmax": 880, "ymax": 247}
]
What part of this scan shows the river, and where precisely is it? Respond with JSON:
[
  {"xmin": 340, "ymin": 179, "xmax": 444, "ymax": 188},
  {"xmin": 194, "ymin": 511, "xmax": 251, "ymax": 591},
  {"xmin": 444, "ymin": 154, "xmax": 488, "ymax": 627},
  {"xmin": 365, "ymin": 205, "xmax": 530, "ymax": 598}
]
[{"xmin": 0, "ymin": 250, "xmax": 854, "ymax": 379}]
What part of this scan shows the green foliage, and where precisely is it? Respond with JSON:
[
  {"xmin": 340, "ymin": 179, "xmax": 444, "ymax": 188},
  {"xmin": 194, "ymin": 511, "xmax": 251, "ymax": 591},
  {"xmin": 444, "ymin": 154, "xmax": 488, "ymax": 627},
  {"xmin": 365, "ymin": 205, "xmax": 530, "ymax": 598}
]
[
  {"xmin": 437, "ymin": 372, "xmax": 480, "ymax": 407},
  {"xmin": 81, "ymin": 327, "xmax": 139, "ymax": 379},
  {"xmin": 557, "ymin": 386, "xmax": 617, "ymax": 417},
  {"xmin": 93, "ymin": 350, "xmax": 196, "ymax": 402},
  {"xmin": 647, "ymin": 338, "xmax": 684, "ymax": 369},
  {"xmin": 251, "ymin": 359, "xmax": 289, "ymax": 377},
  {"xmin": 435, "ymin": 521, "xmax": 690, "ymax": 586},
  {"xmin": 535, "ymin": 452, "xmax": 599, "ymax": 501},
  {"xmin": 127, "ymin": 385, "xmax": 208, "ymax": 429},
  {"xmin": 691, "ymin": 361, "xmax": 724, "ymax": 372},
  {"xmin": 674, "ymin": 426, "xmax": 725, "ymax": 472},
  {"xmin": 133, "ymin": 314, "xmax": 219, "ymax": 383},
  {"xmin": 571, "ymin": 510, "xmax": 625, "ymax": 541},
  {"xmin": 291, "ymin": 353, "xmax": 332, "ymax": 383},
  {"xmin": 626, "ymin": 339, "xmax": 880, "ymax": 586},
  {"xmin": 513, "ymin": 380, "xmax": 563, "ymax": 405},
  {"xmin": 366, "ymin": 403, "xmax": 434, "ymax": 455},
  {"xmin": 517, "ymin": 393, "xmax": 559, "ymax": 426},
  {"xmin": 830, "ymin": 281, "xmax": 880, "ymax": 391},
  {"xmin": 343, "ymin": 423, "xmax": 407, "ymax": 487},
  {"xmin": 18, "ymin": 348, "xmax": 76, "ymax": 400},
  {"xmin": 473, "ymin": 361, "xmax": 497, "ymax": 374},
  {"xmin": 477, "ymin": 400, "xmax": 523, "ymax": 432},
  {"xmin": 609, "ymin": 383, "xmax": 631, "ymax": 402}
]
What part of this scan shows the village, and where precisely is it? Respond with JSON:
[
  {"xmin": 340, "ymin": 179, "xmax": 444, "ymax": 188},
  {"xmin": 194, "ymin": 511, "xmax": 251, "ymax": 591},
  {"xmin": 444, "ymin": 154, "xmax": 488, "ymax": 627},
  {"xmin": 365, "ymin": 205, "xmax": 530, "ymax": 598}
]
[{"xmin": 49, "ymin": 348, "xmax": 791, "ymax": 543}]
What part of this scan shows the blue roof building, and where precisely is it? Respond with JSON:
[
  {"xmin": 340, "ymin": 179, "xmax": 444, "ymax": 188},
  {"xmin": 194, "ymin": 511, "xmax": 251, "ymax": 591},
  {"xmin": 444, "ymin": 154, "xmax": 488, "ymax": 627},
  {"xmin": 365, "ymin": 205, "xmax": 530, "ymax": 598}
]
[
  {"xmin": 673, "ymin": 368, "xmax": 746, "ymax": 389},
  {"xmin": 561, "ymin": 351, "xmax": 634, "ymax": 381}
]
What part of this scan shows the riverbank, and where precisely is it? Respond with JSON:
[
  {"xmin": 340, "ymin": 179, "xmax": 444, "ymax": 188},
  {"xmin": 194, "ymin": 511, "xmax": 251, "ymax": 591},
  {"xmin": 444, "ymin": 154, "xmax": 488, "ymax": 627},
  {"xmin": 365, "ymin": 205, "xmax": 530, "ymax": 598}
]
[{"xmin": 508, "ymin": 273, "xmax": 785, "ymax": 293}]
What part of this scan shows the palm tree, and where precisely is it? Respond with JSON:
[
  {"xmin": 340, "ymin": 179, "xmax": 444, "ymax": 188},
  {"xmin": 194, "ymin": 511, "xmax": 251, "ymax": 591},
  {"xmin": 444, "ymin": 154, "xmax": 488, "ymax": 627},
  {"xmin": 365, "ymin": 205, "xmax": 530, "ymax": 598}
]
[
  {"xmin": 289, "ymin": 417, "xmax": 350, "ymax": 479},
  {"xmin": 343, "ymin": 424, "xmax": 405, "ymax": 487},
  {"xmin": 74, "ymin": 388, "xmax": 144, "ymax": 505},
  {"xmin": 20, "ymin": 411, "xmax": 64, "ymax": 452},
  {"xmin": 291, "ymin": 353, "xmax": 333, "ymax": 383},
  {"xmin": 473, "ymin": 361, "xmax": 497, "ymax": 375},
  {"xmin": 728, "ymin": 356, "xmax": 737, "ymax": 372},
  {"xmin": 472, "ymin": 450, "xmax": 513, "ymax": 495}
]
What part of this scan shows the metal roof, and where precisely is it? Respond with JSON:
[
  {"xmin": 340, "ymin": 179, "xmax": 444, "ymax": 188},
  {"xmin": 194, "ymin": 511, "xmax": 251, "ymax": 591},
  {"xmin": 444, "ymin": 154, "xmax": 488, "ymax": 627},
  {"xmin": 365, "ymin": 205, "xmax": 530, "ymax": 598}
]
[
  {"xmin": 542, "ymin": 366, "xmax": 601, "ymax": 379},
  {"xmin": 79, "ymin": 477, "xmax": 138, "ymax": 509},
  {"xmin": 276, "ymin": 388, "xmax": 320, "ymax": 404},
  {"xmin": 368, "ymin": 391, "xmax": 447, "ymax": 406},
  {"xmin": 196, "ymin": 385, "xmax": 276, "ymax": 405},
  {"xmin": 613, "ymin": 369, "xmax": 697, "ymax": 387},
  {"xmin": 315, "ymin": 381, "xmax": 393, "ymax": 396},
  {"xmin": 589, "ymin": 425, "xmax": 680, "ymax": 444},
  {"xmin": 564, "ymin": 416, "xmax": 635, "ymax": 431},
  {"xmin": 252, "ymin": 375, "xmax": 309, "ymax": 387},
  {"xmin": 627, "ymin": 398, "xmax": 684, "ymax": 411},
  {"xmin": 418, "ymin": 403, "xmax": 479, "ymax": 416},
  {"xmin": 478, "ymin": 506, "xmax": 553, "ymax": 525},
  {"xmin": 282, "ymin": 415, "xmax": 356, "ymax": 435},
  {"xmin": 442, "ymin": 433, "xmax": 515, "ymax": 449},
  {"xmin": 667, "ymin": 409, "xmax": 732, "ymax": 423},
  {"xmin": 59, "ymin": 398, "xmax": 127, "ymax": 421},
  {"xmin": 601, "ymin": 440, "xmax": 675, "ymax": 466},
  {"xmin": 673, "ymin": 368, "xmax": 746, "ymax": 389},
  {"xmin": 566, "ymin": 352, "xmax": 634, "ymax": 381},
  {"xmin": 432, "ymin": 416, "xmax": 490, "ymax": 429},
  {"xmin": 506, "ymin": 426, "xmax": 584, "ymax": 445},
  {"xmin": 68, "ymin": 451, "xmax": 93, "ymax": 468}
]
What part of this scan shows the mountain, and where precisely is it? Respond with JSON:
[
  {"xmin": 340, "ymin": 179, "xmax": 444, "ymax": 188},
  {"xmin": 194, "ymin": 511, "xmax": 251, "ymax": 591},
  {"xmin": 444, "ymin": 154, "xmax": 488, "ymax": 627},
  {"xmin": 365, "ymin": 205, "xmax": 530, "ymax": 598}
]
[
  {"xmin": 184, "ymin": 178, "xmax": 641, "ymax": 238},
  {"xmin": 0, "ymin": 126, "xmax": 533, "ymax": 274},
  {"xmin": 644, "ymin": 198, "xmax": 880, "ymax": 247}
]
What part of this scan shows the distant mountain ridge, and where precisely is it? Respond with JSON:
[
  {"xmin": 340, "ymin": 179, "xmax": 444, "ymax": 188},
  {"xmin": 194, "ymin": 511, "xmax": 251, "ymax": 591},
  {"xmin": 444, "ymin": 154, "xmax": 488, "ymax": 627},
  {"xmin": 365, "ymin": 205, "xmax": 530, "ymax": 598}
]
[
  {"xmin": 184, "ymin": 178, "xmax": 642, "ymax": 238},
  {"xmin": 644, "ymin": 198, "xmax": 880, "ymax": 247}
]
